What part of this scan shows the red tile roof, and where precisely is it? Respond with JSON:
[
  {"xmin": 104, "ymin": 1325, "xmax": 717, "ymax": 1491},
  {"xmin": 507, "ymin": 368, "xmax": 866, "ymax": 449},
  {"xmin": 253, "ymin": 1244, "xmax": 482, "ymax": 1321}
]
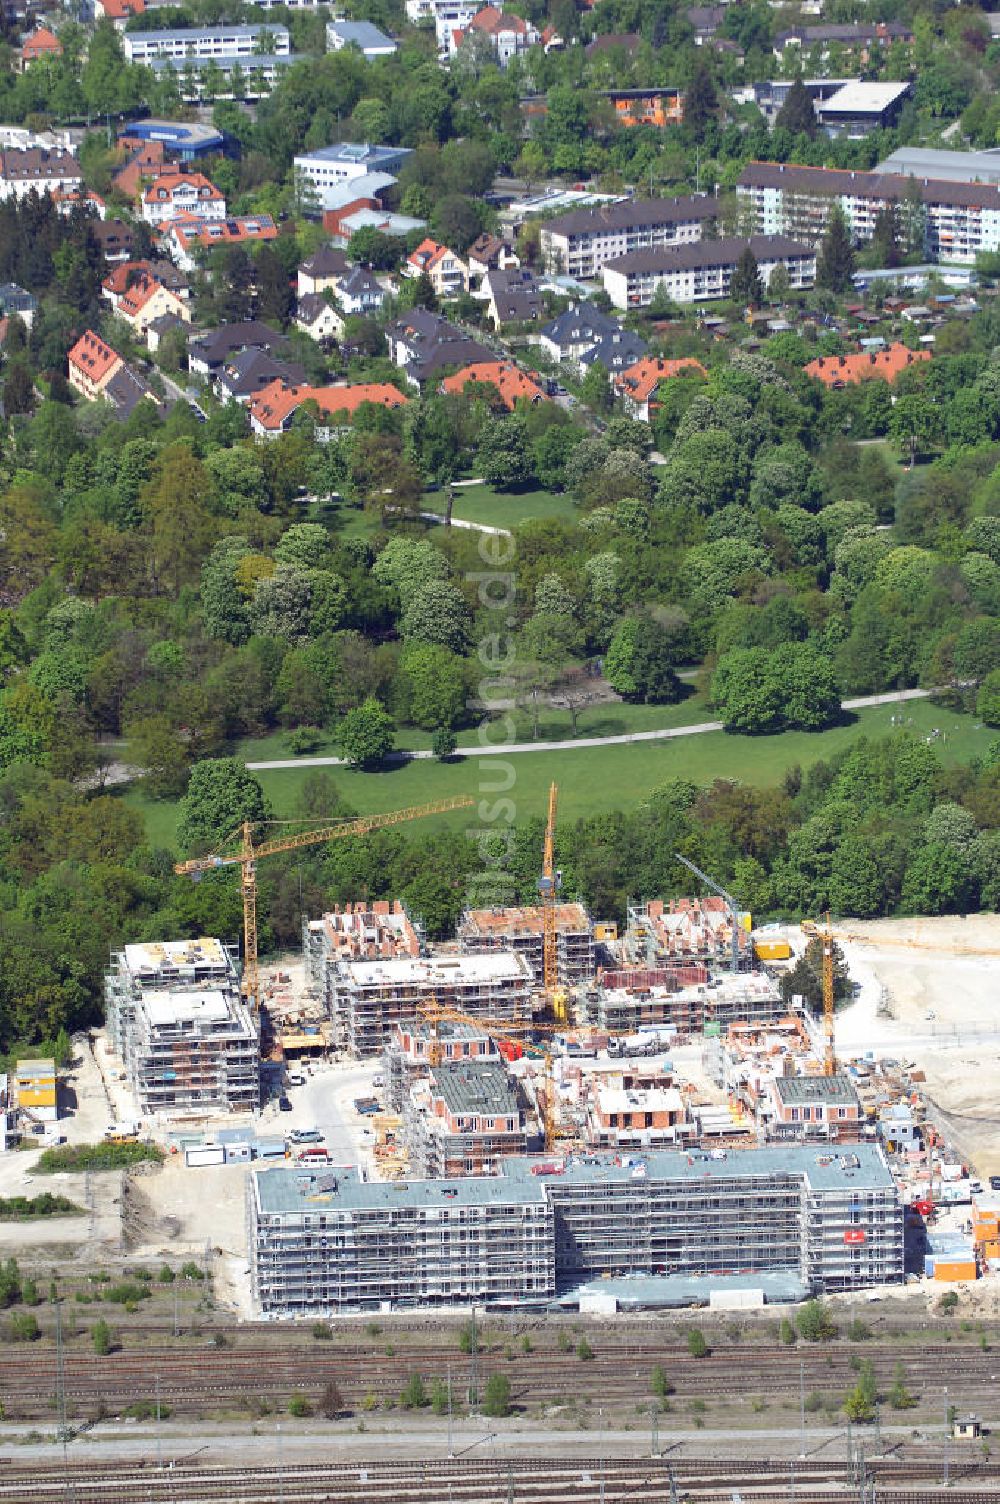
[
  {"xmin": 441, "ymin": 360, "xmax": 546, "ymax": 410},
  {"xmin": 165, "ymin": 213, "xmax": 278, "ymax": 250},
  {"xmin": 407, "ymin": 237, "xmax": 455, "ymax": 273},
  {"xmin": 98, "ymin": 0, "xmax": 145, "ymax": 18},
  {"xmin": 614, "ymin": 355, "xmax": 707, "ymax": 404},
  {"xmin": 143, "ymin": 169, "xmax": 224, "ymax": 206},
  {"xmin": 21, "ymin": 26, "xmax": 62, "ymax": 60},
  {"xmin": 249, "ymin": 379, "xmax": 408, "ymax": 430},
  {"xmin": 67, "ymin": 328, "xmax": 121, "ymax": 385},
  {"xmin": 804, "ymin": 342, "xmax": 930, "ymax": 387},
  {"xmin": 469, "ymin": 4, "xmax": 528, "ymax": 32}
]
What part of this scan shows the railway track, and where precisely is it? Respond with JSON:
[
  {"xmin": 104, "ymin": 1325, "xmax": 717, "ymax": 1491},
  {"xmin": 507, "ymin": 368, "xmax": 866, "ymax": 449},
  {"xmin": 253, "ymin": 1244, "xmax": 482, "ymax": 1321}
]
[
  {"xmin": 2, "ymin": 1340, "xmax": 1000, "ymax": 1415},
  {"xmin": 0, "ymin": 1455, "xmax": 996, "ymax": 1504}
]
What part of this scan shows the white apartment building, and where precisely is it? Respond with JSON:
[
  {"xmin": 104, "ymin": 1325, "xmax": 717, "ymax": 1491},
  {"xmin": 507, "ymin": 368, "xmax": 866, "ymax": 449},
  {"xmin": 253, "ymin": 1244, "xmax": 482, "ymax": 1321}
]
[
  {"xmin": 123, "ymin": 25, "xmax": 290, "ymax": 62},
  {"xmin": 141, "ymin": 170, "xmax": 226, "ymax": 227},
  {"xmin": 0, "ymin": 147, "xmax": 81, "ymax": 202},
  {"xmin": 601, "ymin": 235, "xmax": 816, "ymax": 309},
  {"xmin": 737, "ymin": 161, "xmax": 1000, "ymax": 266},
  {"xmin": 405, "ymin": 0, "xmax": 479, "ymax": 50},
  {"xmin": 539, "ymin": 195, "xmax": 718, "ymax": 280}
]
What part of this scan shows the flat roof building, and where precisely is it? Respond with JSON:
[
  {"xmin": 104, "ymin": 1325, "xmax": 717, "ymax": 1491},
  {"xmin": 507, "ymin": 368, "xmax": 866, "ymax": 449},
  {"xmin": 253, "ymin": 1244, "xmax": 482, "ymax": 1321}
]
[
  {"xmin": 593, "ymin": 970, "xmax": 787, "ymax": 1035},
  {"xmin": 304, "ymin": 902, "xmax": 423, "ymax": 1013},
  {"xmin": 105, "ymin": 938, "xmax": 259, "ymax": 1120},
  {"xmin": 458, "ymin": 902, "xmax": 595, "ymax": 987},
  {"xmin": 765, "ymin": 1072, "xmax": 863, "ymax": 1139},
  {"xmin": 325, "ymin": 951, "xmax": 534, "ymax": 1057},
  {"xmin": 876, "ymin": 146, "xmax": 1000, "ymax": 186},
  {"xmin": 14, "ymin": 1058, "xmax": 56, "ymax": 1123},
  {"xmin": 403, "ymin": 1059, "xmax": 531, "ymax": 1176},
  {"xmin": 816, "ymin": 80, "xmax": 911, "ymax": 138},
  {"xmin": 249, "ymin": 1141, "xmax": 902, "ymax": 1314},
  {"xmin": 118, "ymin": 120, "xmax": 225, "ymax": 158},
  {"xmin": 123, "ymin": 25, "xmax": 290, "ymax": 62}
]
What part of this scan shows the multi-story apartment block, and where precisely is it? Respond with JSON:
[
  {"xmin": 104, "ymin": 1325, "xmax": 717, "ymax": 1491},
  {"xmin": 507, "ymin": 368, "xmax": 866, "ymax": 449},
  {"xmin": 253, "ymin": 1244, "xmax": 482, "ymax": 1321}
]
[
  {"xmin": 105, "ymin": 938, "xmax": 259, "ymax": 1119},
  {"xmin": 122, "ymin": 24, "xmax": 289, "ymax": 62},
  {"xmin": 0, "ymin": 147, "xmax": 81, "ymax": 201},
  {"xmin": 539, "ymin": 194, "xmax": 717, "ymax": 280},
  {"xmin": 763, "ymin": 1073, "xmax": 863, "ymax": 1141},
  {"xmin": 141, "ymin": 169, "xmax": 226, "ymax": 227},
  {"xmin": 601, "ymin": 234, "xmax": 815, "ymax": 309},
  {"xmin": 405, "ymin": 0, "xmax": 480, "ymax": 51},
  {"xmin": 593, "ymin": 970, "xmax": 787, "ymax": 1035},
  {"xmin": 304, "ymin": 902, "xmax": 423, "ymax": 1014},
  {"xmin": 737, "ymin": 161, "xmax": 1000, "ymax": 266},
  {"xmin": 458, "ymin": 902, "xmax": 595, "ymax": 987},
  {"xmin": 67, "ymin": 329, "xmax": 124, "ymax": 401},
  {"xmin": 403, "ymin": 1060, "xmax": 530, "ymax": 1176},
  {"xmin": 323, "ymin": 951, "xmax": 534, "ymax": 1057},
  {"xmin": 248, "ymin": 1142, "xmax": 903, "ymax": 1314},
  {"xmin": 383, "ymin": 1018, "xmax": 499, "ymax": 1110}
]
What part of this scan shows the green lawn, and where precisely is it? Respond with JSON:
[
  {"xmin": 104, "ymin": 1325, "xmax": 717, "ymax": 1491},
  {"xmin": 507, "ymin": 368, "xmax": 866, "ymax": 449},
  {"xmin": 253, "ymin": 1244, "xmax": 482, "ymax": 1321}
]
[
  {"xmin": 423, "ymin": 483, "xmax": 580, "ymax": 530},
  {"xmin": 126, "ymin": 697, "xmax": 994, "ymax": 851}
]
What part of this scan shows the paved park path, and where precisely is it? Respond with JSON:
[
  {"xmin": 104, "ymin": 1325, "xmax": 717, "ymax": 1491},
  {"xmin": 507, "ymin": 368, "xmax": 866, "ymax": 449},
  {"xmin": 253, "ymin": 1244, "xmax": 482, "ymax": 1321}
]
[{"xmin": 245, "ymin": 688, "xmax": 933, "ymax": 771}]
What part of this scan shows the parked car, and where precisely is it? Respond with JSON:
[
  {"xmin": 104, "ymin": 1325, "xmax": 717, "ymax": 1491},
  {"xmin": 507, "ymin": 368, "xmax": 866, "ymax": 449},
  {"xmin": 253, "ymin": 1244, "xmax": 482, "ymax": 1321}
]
[
  {"xmin": 278, "ymin": 1095, "xmax": 292, "ymax": 1112},
  {"xmin": 289, "ymin": 1128, "xmax": 323, "ymax": 1144}
]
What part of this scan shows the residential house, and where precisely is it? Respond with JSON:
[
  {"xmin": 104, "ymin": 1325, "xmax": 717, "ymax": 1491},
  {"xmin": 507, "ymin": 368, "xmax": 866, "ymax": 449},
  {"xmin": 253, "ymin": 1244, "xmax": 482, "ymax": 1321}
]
[
  {"xmin": 537, "ymin": 300, "xmax": 621, "ymax": 364},
  {"xmin": 0, "ymin": 147, "xmax": 81, "ymax": 202},
  {"xmin": 772, "ymin": 20, "xmax": 913, "ymax": 60},
  {"xmin": 687, "ymin": 5, "xmax": 724, "ymax": 43},
  {"xmin": 601, "ymin": 235, "xmax": 816, "ymax": 309},
  {"xmin": 440, "ymin": 360, "xmax": 546, "ymax": 410},
  {"xmin": 122, "ymin": 25, "xmax": 290, "ymax": 63},
  {"xmin": 467, "ymin": 232, "xmax": 519, "ymax": 282},
  {"xmin": 404, "ymin": 0, "xmax": 479, "ymax": 52},
  {"xmin": 113, "ymin": 139, "xmax": 166, "ymax": 200},
  {"xmin": 603, "ymin": 89, "xmax": 684, "ymax": 128},
  {"xmin": 585, "ymin": 31, "xmax": 641, "ymax": 57},
  {"xmin": 142, "ymin": 169, "xmax": 226, "ymax": 227},
  {"xmin": 162, "ymin": 213, "xmax": 278, "ymax": 272},
  {"xmin": 335, "ymin": 265, "xmax": 385, "ymax": 315},
  {"xmin": 67, "ymin": 329, "xmax": 123, "ymax": 400},
  {"xmin": 102, "ymin": 260, "xmax": 189, "ymax": 311},
  {"xmin": 613, "ymin": 355, "xmax": 707, "ymax": 421},
  {"xmin": 326, "ymin": 18, "xmax": 397, "ymax": 54},
  {"xmin": 94, "ymin": 0, "xmax": 145, "ymax": 25},
  {"xmin": 215, "ymin": 348, "xmax": 307, "ymax": 404},
  {"xmin": 188, "ymin": 321, "xmax": 290, "ymax": 378},
  {"xmin": 539, "ymin": 195, "xmax": 718, "ymax": 280},
  {"xmin": 110, "ymin": 271, "xmax": 191, "ymax": 335},
  {"xmin": 405, "ymin": 238, "xmax": 468, "ymax": 296},
  {"xmin": 459, "ymin": 5, "xmax": 537, "ymax": 62},
  {"xmin": 145, "ymin": 312, "xmax": 187, "ymax": 354},
  {"xmin": 102, "ymin": 363, "xmax": 161, "ymax": 419},
  {"xmin": 295, "ymin": 293, "xmax": 344, "ymax": 342},
  {"xmin": 92, "ymin": 219, "xmax": 136, "ymax": 263},
  {"xmin": 247, "ymin": 378, "xmax": 408, "ymax": 436},
  {"xmin": 297, "ymin": 243, "xmax": 350, "ymax": 296},
  {"xmin": 762, "ymin": 1074, "xmax": 863, "ymax": 1141},
  {"xmin": 19, "ymin": 26, "xmax": 61, "ymax": 69},
  {"xmin": 804, "ymin": 343, "xmax": 931, "ymax": 388},
  {"xmin": 385, "ymin": 309, "xmax": 493, "ymax": 386},
  {"xmin": 577, "ymin": 327, "xmax": 648, "ymax": 376},
  {"xmin": 480, "ymin": 266, "xmax": 543, "ymax": 327},
  {"xmin": 0, "ymin": 283, "xmax": 36, "ymax": 329},
  {"xmin": 52, "ymin": 187, "xmax": 106, "ymax": 218}
]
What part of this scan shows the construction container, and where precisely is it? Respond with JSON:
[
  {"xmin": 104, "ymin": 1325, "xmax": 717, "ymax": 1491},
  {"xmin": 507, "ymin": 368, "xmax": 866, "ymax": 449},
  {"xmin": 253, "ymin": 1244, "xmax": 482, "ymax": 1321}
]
[
  {"xmin": 224, "ymin": 1142, "xmax": 252, "ymax": 1163},
  {"xmin": 185, "ymin": 1144, "xmax": 225, "ymax": 1168},
  {"xmin": 933, "ymin": 1259, "xmax": 978, "ymax": 1282},
  {"xmin": 754, "ymin": 938, "xmax": 791, "ymax": 962}
]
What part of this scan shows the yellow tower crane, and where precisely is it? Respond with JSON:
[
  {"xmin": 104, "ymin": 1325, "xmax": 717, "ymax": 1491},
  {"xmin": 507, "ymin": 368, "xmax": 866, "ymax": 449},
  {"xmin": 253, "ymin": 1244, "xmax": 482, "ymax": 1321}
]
[
  {"xmin": 537, "ymin": 782, "xmax": 569, "ymax": 1026},
  {"xmin": 822, "ymin": 912, "xmax": 836, "ymax": 1077},
  {"xmin": 174, "ymin": 796, "xmax": 474, "ymax": 1012}
]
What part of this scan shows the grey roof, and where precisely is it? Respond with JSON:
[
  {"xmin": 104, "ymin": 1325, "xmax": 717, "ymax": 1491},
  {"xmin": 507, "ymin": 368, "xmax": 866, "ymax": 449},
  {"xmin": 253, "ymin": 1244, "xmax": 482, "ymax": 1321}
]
[
  {"xmin": 327, "ymin": 19, "xmax": 396, "ymax": 49},
  {"xmin": 739, "ymin": 160, "xmax": 1000, "ymax": 212},
  {"xmin": 296, "ymin": 292, "xmax": 338, "ymax": 323},
  {"xmin": 406, "ymin": 336, "xmax": 494, "ymax": 381},
  {"xmin": 876, "ymin": 146, "xmax": 1000, "ymax": 187},
  {"xmin": 775, "ymin": 20, "xmax": 912, "ymax": 43},
  {"xmin": 254, "ymin": 1141, "xmax": 895, "ymax": 1216},
  {"xmin": 103, "ymin": 363, "xmax": 158, "ymax": 419},
  {"xmin": 387, "ymin": 308, "xmax": 464, "ymax": 344},
  {"xmin": 773, "ymin": 1073, "xmax": 860, "ymax": 1107},
  {"xmin": 300, "ymin": 244, "xmax": 349, "ymax": 278},
  {"xmin": 430, "ymin": 1061, "xmax": 521, "ymax": 1117},
  {"xmin": 539, "ymin": 299, "xmax": 620, "ymax": 348},
  {"xmin": 578, "ymin": 329, "xmax": 648, "ymax": 371},
  {"xmin": 147, "ymin": 312, "xmax": 186, "ymax": 335},
  {"xmin": 189, "ymin": 321, "xmax": 288, "ymax": 365},
  {"xmin": 544, "ymin": 194, "xmax": 718, "ymax": 241},
  {"xmin": 604, "ymin": 235, "xmax": 814, "ymax": 276},
  {"xmin": 338, "ymin": 265, "xmax": 384, "ymax": 297},
  {"xmin": 0, "ymin": 282, "xmax": 36, "ymax": 312},
  {"xmin": 493, "ymin": 290, "xmax": 543, "ymax": 323},
  {"xmin": 147, "ymin": 52, "xmax": 303, "ymax": 73},
  {"xmin": 131, "ymin": 23, "xmax": 287, "ymax": 42},
  {"xmin": 557, "ymin": 1269, "xmax": 810, "ymax": 1309},
  {"xmin": 217, "ymin": 347, "xmax": 306, "ymax": 397},
  {"xmin": 298, "ymin": 142, "xmax": 411, "ymax": 167}
]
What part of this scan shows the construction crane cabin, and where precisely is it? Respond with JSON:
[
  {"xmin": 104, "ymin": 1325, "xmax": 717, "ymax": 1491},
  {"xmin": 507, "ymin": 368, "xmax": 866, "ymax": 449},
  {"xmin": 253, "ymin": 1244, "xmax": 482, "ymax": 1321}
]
[{"xmin": 174, "ymin": 797, "xmax": 474, "ymax": 1013}]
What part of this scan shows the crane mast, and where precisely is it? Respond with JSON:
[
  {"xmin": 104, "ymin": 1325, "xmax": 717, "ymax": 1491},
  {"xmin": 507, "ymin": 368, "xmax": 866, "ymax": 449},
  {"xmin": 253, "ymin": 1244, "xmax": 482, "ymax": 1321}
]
[
  {"xmin": 822, "ymin": 913, "xmax": 836, "ymax": 1076},
  {"xmin": 538, "ymin": 783, "xmax": 567, "ymax": 1024},
  {"xmin": 174, "ymin": 795, "xmax": 474, "ymax": 1012}
]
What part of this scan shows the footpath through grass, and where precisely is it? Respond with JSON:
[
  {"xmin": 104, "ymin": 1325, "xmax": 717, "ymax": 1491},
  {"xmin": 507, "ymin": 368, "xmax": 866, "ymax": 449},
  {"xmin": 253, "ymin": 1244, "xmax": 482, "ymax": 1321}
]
[
  {"xmin": 126, "ymin": 698, "xmax": 993, "ymax": 851},
  {"xmin": 424, "ymin": 483, "xmax": 580, "ymax": 529}
]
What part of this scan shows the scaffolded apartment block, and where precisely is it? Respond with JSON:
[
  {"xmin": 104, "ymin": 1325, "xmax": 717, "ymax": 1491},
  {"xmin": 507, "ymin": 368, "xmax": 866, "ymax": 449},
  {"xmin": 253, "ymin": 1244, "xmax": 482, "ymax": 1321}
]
[
  {"xmin": 623, "ymin": 898, "xmax": 751, "ymax": 970},
  {"xmin": 248, "ymin": 1143, "xmax": 903, "ymax": 1314},
  {"xmin": 383, "ymin": 1019, "xmax": 498, "ymax": 1111},
  {"xmin": 403, "ymin": 1060, "xmax": 529, "ymax": 1177},
  {"xmin": 325, "ymin": 952, "xmax": 534, "ymax": 1058},
  {"xmin": 304, "ymin": 902, "xmax": 424, "ymax": 1015},
  {"xmin": 594, "ymin": 972, "xmax": 786, "ymax": 1034},
  {"xmin": 249, "ymin": 1167, "xmax": 555, "ymax": 1313},
  {"xmin": 105, "ymin": 938, "xmax": 259, "ymax": 1119},
  {"xmin": 458, "ymin": 902, "xmax": 596, "ymax": 987}
]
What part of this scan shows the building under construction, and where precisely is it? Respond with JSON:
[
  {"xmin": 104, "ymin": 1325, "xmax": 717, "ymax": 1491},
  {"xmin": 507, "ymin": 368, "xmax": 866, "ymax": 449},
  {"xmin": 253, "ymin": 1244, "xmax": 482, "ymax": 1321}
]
[
  {"xmin": 383, "ymin": 1019, "xmax": 499, "ymax": 1112},
  {"xmin": 403, "ymin": 1060, "xmax": 531, "ymax": 1177},
  {"xmin": 623, "ymin": 898, "xmax": 751, "ymax": 971},
  {"xmin": 458, "ymin": 903, "xmax": 596, "ymax": 987},
  {"xmin": 105, "ymin": 939, "xmax": 259, "ymax": 1119},
  {"xmin": 325, "ymin": 951, "xmax": 534, "ymax": 1057},
  {"xmin": 304, "ymin": 902, "xmax": 424, "ymax": 1014},
  {"xmin": 248, "ymin": 1142, "xmax": 903, "ymax": 1315},
  {"xmin": 591, "ymin": 971, "xmax": 786, "ymax": 1035}
]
